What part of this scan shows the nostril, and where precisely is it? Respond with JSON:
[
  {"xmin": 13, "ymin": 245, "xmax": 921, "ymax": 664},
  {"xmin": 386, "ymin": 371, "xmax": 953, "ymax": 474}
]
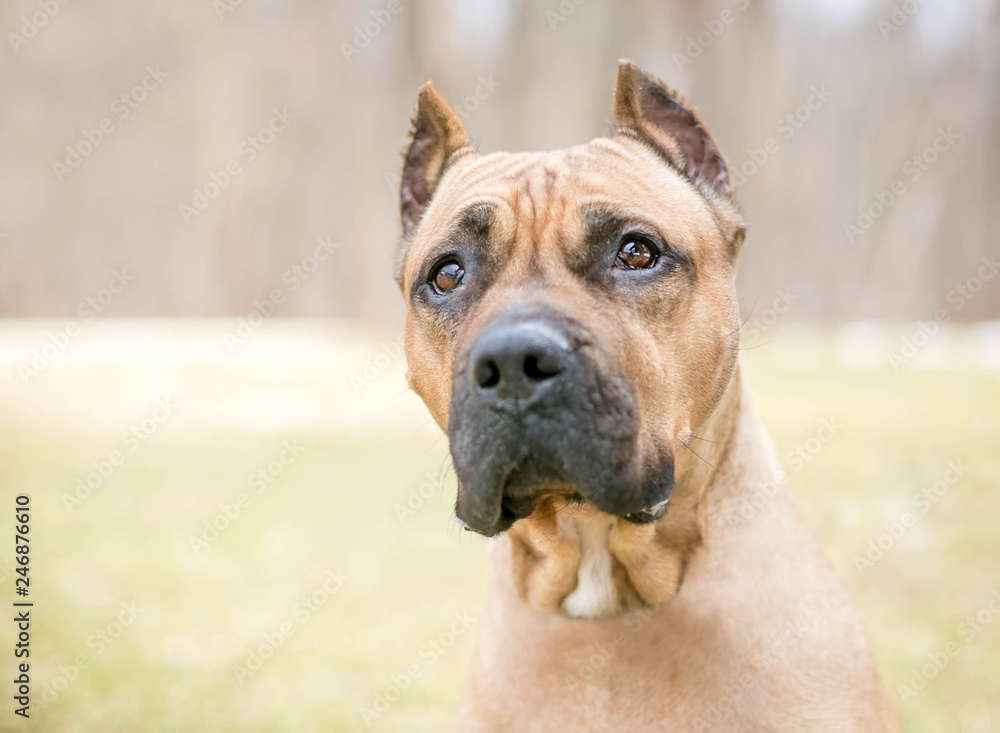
[
  {"xmin": 523, "ymin": 352, "xmax": 563, "ymax": 382},
  {"xmin": 469, "ymin": 322, "xmax": 570, "ymax": 399},
  {"xmin": 474, "ymin": 358, "xmax": 501, "ymax": 389}
]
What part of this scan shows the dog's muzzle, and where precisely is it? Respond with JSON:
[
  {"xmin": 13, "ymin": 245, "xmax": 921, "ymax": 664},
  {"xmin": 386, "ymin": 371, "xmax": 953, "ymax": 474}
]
[{"xmin": 448, "ymin": 308, "xmax": 675, "ymax": 536}]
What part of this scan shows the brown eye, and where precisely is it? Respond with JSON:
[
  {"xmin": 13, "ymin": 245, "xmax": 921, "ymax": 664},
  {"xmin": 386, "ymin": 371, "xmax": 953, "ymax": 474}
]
[
  {"xmin": 616, "ymin": 239, "xmax": 657, "ymax": 270},
  {"xmin": 430, "ymin": 260, "xmax": 466, "ymax": 294}
]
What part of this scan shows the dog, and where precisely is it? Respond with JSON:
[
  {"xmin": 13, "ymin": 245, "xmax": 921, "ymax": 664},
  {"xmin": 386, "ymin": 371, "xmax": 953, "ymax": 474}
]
[{"xmin": 394, "ymin": 60, "xmax": 900, "ymax": 732}]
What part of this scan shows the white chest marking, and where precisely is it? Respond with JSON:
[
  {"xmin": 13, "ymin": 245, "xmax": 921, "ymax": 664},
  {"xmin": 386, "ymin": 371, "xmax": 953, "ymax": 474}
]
[{"xmin": 562, "ymin": 515, "xmax": 620, "ymax": 619}]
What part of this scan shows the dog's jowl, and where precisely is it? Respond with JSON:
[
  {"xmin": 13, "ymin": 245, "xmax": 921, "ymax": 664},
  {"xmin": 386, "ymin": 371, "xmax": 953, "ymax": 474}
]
[{"xmin": 395, "ymin": 60, "xmax": 900, "ymax": 732}]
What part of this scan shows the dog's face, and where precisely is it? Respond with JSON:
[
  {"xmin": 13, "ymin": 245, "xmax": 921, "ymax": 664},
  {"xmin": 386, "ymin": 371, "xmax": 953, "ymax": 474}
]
[{"xmin": 397, "ymin": 62, "xmax": 745, "ymax": 537}]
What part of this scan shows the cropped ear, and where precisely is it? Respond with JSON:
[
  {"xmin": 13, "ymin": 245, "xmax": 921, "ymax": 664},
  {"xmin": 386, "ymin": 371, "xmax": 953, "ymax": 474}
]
[
  {"xmin": 399, "ymin": 82, "xmax": 472, "ymax": 238},
  {"xmin": 612, "ymin": 60, "xmax": 732, "ymax": 200}
]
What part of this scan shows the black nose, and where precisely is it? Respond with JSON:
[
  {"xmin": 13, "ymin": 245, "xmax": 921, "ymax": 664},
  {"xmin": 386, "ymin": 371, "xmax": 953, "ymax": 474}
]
[{"xmin": 469, "ymin": 321, "xmax": 570, "ymax": 406}]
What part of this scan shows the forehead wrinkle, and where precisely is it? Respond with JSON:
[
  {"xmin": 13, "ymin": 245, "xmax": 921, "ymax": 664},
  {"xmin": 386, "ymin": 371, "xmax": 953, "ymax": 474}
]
[
  {"xmin": 604, "ymin": 138, "xmax": 719, "ymax": 217},
  {"xmin": 481, "ymin": 163, "xmax": 559, "ymax": 290},
  {"xmin": 580, "ymin": 141, "xmax": 718, "ymax": 237},
  {"xmin": 461, "ymin": 152, "xmax": 546, "ymax": 192},
  {"xmin": 533, "ymin": 171, "xmax": 572, "ymax": 273},
  {"xmin": 511, "ymin": 160, "xmax": 571, "ymax": 279},
  {"xmin": 571, "ymin": 140, "xmax": 690, "ymax": 199},
  {"xmin": 521, "ymin": 173, "xmax": 540, "ymax": 260},
  {"xmin": 417, "ymin": 152, "xmax": 531, "ymax": 235},
  {"xmin": 509, "ymin": 172, "xmax": 535, "ymax": 276},
  {"xmin": 502, "ymin": 155, "xmax": 584, "ymax": 279}
]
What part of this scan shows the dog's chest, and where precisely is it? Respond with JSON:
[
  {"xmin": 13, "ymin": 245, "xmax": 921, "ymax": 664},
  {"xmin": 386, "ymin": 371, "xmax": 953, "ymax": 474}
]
[{"xmin": 561, "ymin": 514, "xmax": 621, "ymax": 618}]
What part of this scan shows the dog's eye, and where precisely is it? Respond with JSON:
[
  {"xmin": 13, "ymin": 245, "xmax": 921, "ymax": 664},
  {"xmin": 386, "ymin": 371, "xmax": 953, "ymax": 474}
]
[
  {"xmin": 615, "ymin": 239, "xmax": 658, "ymax": 270},
  {"xmin": 430, "ymin": 259, "xmax": 466, "ymax": 294}
]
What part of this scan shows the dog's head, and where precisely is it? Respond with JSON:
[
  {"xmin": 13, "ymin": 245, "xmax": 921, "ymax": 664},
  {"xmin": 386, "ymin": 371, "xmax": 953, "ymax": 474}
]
[{"xmin": 396, "ymin": 61, "xmax": 744, "ymax": 538}]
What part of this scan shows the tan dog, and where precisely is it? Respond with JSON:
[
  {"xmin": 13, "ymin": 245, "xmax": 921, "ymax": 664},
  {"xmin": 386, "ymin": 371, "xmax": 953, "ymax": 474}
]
[{"xmin": 395, "ymin": 61, "xmax": 900, "ymax": 732}]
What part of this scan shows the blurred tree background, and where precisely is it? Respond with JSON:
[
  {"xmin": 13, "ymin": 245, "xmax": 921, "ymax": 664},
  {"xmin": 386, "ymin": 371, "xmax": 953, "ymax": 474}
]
[{"xmin": 0, "ymin": 0, "xmax": 997, "ymax": 323}]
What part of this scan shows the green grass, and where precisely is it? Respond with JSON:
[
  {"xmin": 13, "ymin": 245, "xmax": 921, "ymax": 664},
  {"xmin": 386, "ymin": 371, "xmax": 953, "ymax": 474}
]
[{"xmin": 1, "ymin": 337, "xmax": 998, "ymax": 732}]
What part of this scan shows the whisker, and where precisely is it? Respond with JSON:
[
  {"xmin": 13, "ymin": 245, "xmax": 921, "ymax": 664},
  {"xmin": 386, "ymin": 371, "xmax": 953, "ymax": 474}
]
[
  {"xmin": 681, "ymin": 441, "xmax": 721, "ymax": 473},
  {"xmin": 532, "ymin": 494, "xmax": 585, "ymax": 523},
  {"xmin": 427, "ymin": 430, "xmax": 449, "ymax": 448},
  {"xmin": 385, "ymin": 386, "xmax": 413, "ymax": 402},
  {"xmin": 730, "ymin": 293, "xmax": 759, "ymax": 336},
  {"xmin": 688, "ymin": 434, "xmax": 728, "ymax": 444},
  {"xmin": 406, "ymin": 415, "xmax": 438, "ymax": 440},
  {"xmin": 732, "ymin": 337, "xmax": 777, "ymax": 352}
]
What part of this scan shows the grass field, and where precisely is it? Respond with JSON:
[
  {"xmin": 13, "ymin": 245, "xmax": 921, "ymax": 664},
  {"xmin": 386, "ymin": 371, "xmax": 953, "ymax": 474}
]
[{"xmin": 1, "ymin": 321, "xmax": 998, "ymax": 732}]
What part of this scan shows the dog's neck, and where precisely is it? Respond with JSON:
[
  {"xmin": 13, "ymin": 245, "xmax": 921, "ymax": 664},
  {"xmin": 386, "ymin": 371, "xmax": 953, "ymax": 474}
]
[{"xmin": 490, "ymin": 365, "xmax": 745, "ymax": 618}]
